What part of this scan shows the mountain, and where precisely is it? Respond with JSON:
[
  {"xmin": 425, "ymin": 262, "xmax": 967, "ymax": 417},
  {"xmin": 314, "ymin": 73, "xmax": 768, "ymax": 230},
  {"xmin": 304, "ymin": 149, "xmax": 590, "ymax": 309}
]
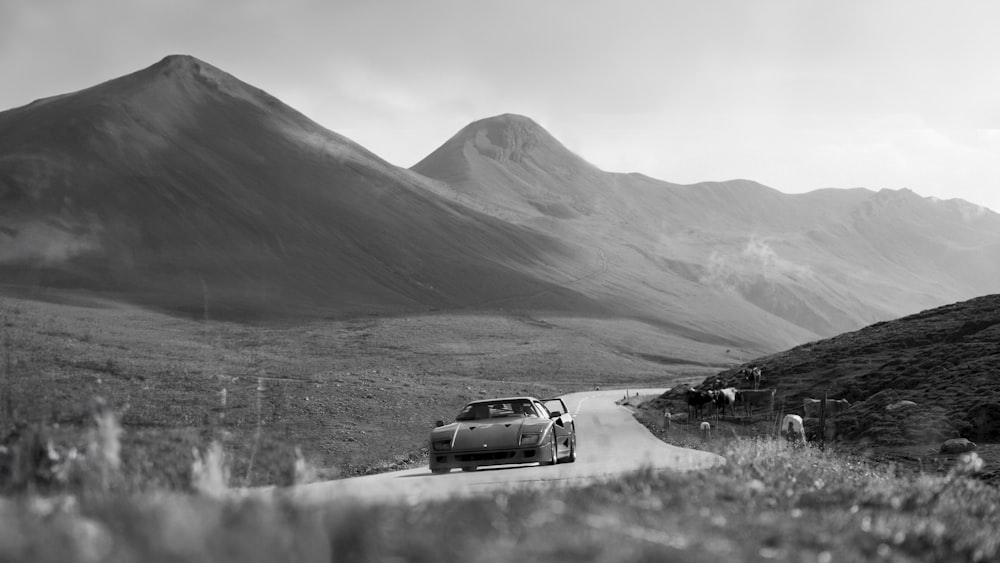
[
  {"xmin": 413, "ymin": 114, "xmax": 1000, "ymax": 347},
  {"xmin": 0, "ymin": 56, "xmax": 602, "ymax": 318},
  {"xmin": 2, "ymin": 55, "xmax": 998, "ymax": 355}
]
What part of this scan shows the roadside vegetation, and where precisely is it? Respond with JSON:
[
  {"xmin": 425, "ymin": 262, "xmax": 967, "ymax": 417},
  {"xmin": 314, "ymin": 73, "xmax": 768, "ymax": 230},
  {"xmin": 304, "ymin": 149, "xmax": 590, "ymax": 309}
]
[
  {"xmin": 3, "ymin": 293, "xmax": 998, "ymax": 561},
  {"xmin": 2, "ymin": 293, "xmax": 710, "ymax": 491},
  {"xmin": 2, "ymin": 403, "xmax": 997, "ymax": 562}
]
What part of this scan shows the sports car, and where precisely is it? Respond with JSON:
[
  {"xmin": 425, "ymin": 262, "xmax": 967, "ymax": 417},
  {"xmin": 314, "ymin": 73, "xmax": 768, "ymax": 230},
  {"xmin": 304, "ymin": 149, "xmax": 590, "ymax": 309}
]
[{"xmin": 429, "ymin": 396, "xmax": 577, "ymax": 473}]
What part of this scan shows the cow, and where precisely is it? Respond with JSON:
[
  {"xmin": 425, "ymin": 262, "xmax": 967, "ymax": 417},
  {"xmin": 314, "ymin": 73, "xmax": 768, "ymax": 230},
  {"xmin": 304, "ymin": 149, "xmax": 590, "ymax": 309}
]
[
  {"xmin": 699, "ymin": 421, "xmax": 711, "ymax": 441},
  {"xmin": 781, "ymin": 414, "xmax": 805, "ymax": 444},
  {"xmin": 686, "ymin": 389, "xmax": 714, "ymax": 420},
  {"xmin": 735, "ymin": 388, "xmax": 776, "ymax": 417},
  {"xmin": 743, "ymin": 366, "xmax": 763, "ymax": 390},
  {"xmin": 802, "ymin": 398, "xmax": 850, "ymax": 419},
  {"xmin": 713, "ymin": 387, "xmax": 737, "ymax": 419}
]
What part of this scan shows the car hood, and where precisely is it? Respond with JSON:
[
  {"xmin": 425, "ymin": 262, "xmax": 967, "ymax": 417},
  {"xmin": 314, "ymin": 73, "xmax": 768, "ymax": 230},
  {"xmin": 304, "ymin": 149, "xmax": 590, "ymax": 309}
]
[{"xmin": 432, "ymin": 418, "xmax": 551, "ymax": 451}]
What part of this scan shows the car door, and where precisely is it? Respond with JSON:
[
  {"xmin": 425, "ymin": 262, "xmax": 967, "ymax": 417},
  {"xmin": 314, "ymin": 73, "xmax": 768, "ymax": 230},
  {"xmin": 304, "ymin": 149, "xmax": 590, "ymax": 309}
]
[{"xmin": 539, "ymin": 398, "xmax": 574, "ymax": 455}]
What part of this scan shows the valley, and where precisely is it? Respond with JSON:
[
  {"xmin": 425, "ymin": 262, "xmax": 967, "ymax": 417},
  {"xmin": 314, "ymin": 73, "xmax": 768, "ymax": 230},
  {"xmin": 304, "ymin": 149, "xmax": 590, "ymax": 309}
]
[{"xmin": 0, "ymin": 291, "xmax": 722, "ymax": 488}]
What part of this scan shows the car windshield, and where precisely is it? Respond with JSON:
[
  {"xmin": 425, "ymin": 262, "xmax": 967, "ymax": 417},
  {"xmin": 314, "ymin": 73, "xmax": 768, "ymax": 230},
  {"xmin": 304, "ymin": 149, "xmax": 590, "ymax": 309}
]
[
  {"xmin": 455, "ymin": 400, "xmax": 537, "ymax": 421},
  {"xmin": 541, "ymin": 399, "xmax": 563, "ymax": 416}
]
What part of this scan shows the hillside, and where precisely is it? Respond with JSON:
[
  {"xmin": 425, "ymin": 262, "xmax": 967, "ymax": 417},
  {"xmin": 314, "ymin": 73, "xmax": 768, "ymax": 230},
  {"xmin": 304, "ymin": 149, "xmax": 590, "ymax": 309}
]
[
  {"xmin": 414, "ymin": 114, "xmax": 1000, "ymax": 348},
  {"xmin": 1, "ymin": 55, "xmax": 999, "ymax": 355},
  {"xmin": 0, "ymin": 56, "xmax": 600, "ymax": 319},
  {"xmin": 650, "ymin": 293, "xmax": 1000, "ymax": 447}
]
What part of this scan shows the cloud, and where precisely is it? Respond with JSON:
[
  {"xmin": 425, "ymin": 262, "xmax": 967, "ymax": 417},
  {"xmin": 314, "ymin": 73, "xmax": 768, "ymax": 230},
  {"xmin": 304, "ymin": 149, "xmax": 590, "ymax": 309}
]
[
  {"xmin": 3, "ymin": 1, "xmax": 1000, "ymax": 212},
  {"xmin": 0, "ymin": 222, "xmax": 102, "ymax": 264},
  {"xmin": 698, "ymin": 236, "xmax": 815, "ymax": 297}
]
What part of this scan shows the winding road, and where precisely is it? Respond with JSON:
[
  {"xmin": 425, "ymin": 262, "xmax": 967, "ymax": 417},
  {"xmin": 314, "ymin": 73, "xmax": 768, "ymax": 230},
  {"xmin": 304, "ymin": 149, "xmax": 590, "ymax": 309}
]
[{"xmin": 280, "ymin": 389, "xmax": 724, "ymax": 506}]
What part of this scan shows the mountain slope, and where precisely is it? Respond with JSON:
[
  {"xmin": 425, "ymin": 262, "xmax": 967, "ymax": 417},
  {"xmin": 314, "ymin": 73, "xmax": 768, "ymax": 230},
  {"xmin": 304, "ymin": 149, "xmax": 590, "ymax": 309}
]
[
  {"xmin": 3, "ymin": 57, "xmax": 998, "ymax": 353},
  {"xmin": 412, "ymin": 114, "xmax": 1000, "ymax": 346},
  {"xmin": 0, "ymin": 56, "xmax": 601, "ymax": 318},
  {"xmin": 660, "ymin": 293, "xmax": 1000, "ymax": 446}
]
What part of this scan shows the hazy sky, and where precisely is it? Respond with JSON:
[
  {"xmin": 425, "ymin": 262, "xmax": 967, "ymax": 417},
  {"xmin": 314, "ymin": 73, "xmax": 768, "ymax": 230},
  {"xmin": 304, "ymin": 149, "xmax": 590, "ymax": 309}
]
[{"xmin": 3, "ymin": 0, "xmax": 999, "ymax": 212}]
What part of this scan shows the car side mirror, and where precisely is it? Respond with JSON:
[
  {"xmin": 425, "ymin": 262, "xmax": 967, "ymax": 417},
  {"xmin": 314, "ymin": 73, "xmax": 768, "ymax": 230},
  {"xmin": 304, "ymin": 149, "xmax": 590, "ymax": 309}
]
[
  {"xmin": 549, "ymin": 411, "xmax": 562, "ymax": 418},
  {"xmin": 435, "ymin": 420, "xmax": 444, "ymax": 427}
]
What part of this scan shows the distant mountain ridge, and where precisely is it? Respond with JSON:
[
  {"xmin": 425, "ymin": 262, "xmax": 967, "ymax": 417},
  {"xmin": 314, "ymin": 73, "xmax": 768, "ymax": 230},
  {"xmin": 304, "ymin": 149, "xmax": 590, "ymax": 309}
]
[
  {"xmin": 413, "ymin": 113, "xmax": 1000, "ymax": 346},
  {"xmin": 2, "ymin": 55, "xmax": 998, "ymax": 354}
]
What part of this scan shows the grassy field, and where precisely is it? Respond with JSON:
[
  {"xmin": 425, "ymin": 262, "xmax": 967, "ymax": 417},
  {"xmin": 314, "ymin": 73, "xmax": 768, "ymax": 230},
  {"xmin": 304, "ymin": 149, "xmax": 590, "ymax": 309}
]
[
  {"xmin": 3, "ymin": 292, "xmax": 998, "ymax": 561},
  {"xmin": 2, "ymin": 408, "xmax": 997, "ymax": 562},
  {"xmin": 0, "ymin": 291, "xmax": 721, "ymax": 491}
]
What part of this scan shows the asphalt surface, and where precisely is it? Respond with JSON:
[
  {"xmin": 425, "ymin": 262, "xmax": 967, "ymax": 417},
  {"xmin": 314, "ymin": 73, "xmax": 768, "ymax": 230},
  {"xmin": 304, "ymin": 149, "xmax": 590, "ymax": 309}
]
[{"xmin": 279, "ymin": 389, "xmax": 725, "ymax": 506}]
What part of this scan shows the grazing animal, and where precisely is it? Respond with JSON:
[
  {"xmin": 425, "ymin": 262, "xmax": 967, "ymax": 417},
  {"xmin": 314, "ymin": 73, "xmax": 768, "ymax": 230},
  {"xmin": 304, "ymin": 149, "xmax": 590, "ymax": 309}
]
[
  {"xmin": 781, "ymin": 414, "xmax": 805, "ymax": 443},
  {"xmin": 743, "ymin": 366, "xmax": 762, "ymax": 390},
  {"xmin": 940, "ymin": 438, "xmax": 977, "ymax": 454},
  {"xmin": 713, "ymin": 387, "xmax": 738, "ymax": 419},
  {"xmin": 735, "ymin": 388, "xmax": 776, "ymax": 417},
  {"xmin": 686, "ymin": 389, "xmax": 714, "ymax": 420},
  {"xmin": 802, "ymin": 398, "xmax": 850, "ymax": 419},
  {"xmin": 699, "ymin": 421, "xmax": 711, "ymax": 441}
]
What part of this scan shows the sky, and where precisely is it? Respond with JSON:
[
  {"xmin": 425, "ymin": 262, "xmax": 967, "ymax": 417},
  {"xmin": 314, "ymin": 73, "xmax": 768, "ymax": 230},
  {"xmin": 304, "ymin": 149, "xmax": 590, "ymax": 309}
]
[{"xmin": 3, "ymin": 0, "xmax": 999, "ymax": 213}]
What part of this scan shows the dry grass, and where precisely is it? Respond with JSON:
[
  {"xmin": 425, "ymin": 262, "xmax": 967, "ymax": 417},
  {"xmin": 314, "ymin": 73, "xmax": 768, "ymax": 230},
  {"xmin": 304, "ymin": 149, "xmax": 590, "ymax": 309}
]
[
  {"xmin": 647, "ymin": 294, "xmax": 1000, "ymax": 485},
  {"xmin": 0, "ymin": 292, "xmax": 713, "ymax": 491},
  {"xmin": 1, "ymin": 418, "xmax": 997, "ymax": 562},
  {"xmin": 3, "ymin": 291, "xmax": 999, "ymax": 561}
]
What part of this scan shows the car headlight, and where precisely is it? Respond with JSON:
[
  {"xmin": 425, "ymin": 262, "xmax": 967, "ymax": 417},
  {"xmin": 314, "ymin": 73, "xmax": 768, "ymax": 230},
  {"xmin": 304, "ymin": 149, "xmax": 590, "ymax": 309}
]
[
  {"xmin": 432, "ymin": 439, "xmax": 451, "ymax": 451},
  {"xmin": 519, "ymin": 433, "xmax": 541, "ymax": 446}
]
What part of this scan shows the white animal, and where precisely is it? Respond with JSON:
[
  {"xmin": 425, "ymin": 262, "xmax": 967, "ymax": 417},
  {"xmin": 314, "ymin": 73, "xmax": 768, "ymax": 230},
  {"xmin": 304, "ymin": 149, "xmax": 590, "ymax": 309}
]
[
  {"xmin": 699, "ymin": 421, "xmax": 711, "ymax": 441},
  {"xmin": 713, "ymin": 387, "xmax": 737, "ymax": 419},
  {"xmin": 781, "ymin": 414, "xmax": 805, "ymax": 443}
]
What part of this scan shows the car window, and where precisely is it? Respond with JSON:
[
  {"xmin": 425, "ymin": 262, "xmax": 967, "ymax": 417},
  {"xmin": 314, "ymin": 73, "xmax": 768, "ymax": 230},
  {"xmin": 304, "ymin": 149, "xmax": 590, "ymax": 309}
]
[
  {"xmin": 534, "ymin": 401, "xmax": 551, "ymax": 417},
  {"xmin": 541, "ymin": 399, "xmax": 565, "ymax": 416},
  {"xmin": 520, "ymin": 402, "xmax": 540, "ymax": 417},
  {"xmin": 455, "ymin": 401, "xmax": 537, "ymax": 420},
  {"xmin": 455, "ymin": 403, "xmax": 491, "ymax": 421}
]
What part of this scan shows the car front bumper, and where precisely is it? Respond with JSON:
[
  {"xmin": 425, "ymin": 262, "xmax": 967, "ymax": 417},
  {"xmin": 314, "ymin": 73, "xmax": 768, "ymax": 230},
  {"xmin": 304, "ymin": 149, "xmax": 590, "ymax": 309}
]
[{"xmin": 429, "ymin": 443, "xmax": 552, "ymax": 472}]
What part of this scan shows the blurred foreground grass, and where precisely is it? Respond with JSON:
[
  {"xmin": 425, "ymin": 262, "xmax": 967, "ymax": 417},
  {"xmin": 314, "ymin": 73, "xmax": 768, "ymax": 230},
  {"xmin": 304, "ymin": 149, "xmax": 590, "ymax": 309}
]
[{"xmin": 2, "ymin": 415, "xmax": 997, "ymax": 563}]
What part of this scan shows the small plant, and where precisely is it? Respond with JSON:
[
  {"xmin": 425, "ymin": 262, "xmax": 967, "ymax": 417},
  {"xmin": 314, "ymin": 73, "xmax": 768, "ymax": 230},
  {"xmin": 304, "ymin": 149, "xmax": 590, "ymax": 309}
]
[
  {"xmin": 292, "ymin": 446, "xmax": 317, "ymax": 485},
  {"xmin": 191, "ymin": 441, "xmax": 230, "ymax": 497}
]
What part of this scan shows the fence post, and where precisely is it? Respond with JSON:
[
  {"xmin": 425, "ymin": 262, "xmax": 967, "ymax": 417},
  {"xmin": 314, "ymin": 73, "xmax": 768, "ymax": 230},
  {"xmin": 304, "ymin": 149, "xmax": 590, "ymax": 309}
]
[{"xmin": 819, "ymin": 394, "xmax": 827, "ymax": 450}]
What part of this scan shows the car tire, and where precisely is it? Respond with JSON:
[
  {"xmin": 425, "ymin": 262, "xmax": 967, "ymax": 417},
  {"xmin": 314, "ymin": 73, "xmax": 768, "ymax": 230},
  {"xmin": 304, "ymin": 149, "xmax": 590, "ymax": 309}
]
[
  {"xmin": 563, "ymin": 435, "xmax": 576, "ymax": 463},
  {"xmin": 431, "ymin": 468, "xmax": 450, "ymax": 474},
  {"xmin": 542, "ymin": 433, "xmax": 557, "ymax": 466},
  {"xmin": 461, "ymin": 466, "xmax": 477, "ymax": 472}
]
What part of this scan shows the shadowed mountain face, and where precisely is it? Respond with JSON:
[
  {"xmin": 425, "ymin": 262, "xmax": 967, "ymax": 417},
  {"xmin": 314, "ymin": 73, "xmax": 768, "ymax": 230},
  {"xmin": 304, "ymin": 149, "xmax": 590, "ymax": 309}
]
[
  {"xmin": 413, "ymin": 114, "xmax": 1000, "ymax": 348},
  {"xmin": 0, "ymin": 56, "xmax": 601, "ymax": 318},
  {"xmin": 677, "ymin": 294, "xmax": 1000, "ymax": 448},
  {"xmin": 2, "ymin": 56, "xmax": 999, "ymax": 352}
]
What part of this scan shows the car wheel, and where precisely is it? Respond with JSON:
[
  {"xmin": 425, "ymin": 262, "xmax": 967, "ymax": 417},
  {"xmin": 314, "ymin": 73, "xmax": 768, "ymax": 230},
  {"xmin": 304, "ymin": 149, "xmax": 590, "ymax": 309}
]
[
  {"xmin": 564, "ymin": 434, "xmax": 577, "ymax": 463},
  {"xmin": 431, "ymin": 467, "xmax": 450, "ymax": 474},
  {"xmin": 542, "ymin": 433, "xmax": 557, "ymax": 466},
  {"xmin": 461, "ymin": 466, "xmax": 477, "ymax": 472}
]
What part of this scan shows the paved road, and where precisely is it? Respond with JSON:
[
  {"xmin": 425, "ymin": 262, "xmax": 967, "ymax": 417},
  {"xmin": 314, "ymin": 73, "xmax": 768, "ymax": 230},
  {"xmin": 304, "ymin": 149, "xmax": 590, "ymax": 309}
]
[{"xmin": 281, "ymin": 389, "xmax": 724, "ymax": 506}]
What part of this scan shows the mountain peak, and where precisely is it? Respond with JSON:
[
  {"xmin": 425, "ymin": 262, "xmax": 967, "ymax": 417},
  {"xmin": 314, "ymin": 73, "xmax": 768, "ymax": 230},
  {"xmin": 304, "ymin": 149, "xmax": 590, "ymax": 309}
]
[
  {"xmin": 154, "ymin": 53, "xmax": 204, "ymax": 71},
  {"xmin": 461, "ymin": 114, "xmax": 550, "ymax": 161},
  {"xmin": 476, "ymin": 113, "xmax": 540, "ymax": 128},
  {"xmin": 141, "ymin": 54, "xmax": 244, "ymax": 95}
]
